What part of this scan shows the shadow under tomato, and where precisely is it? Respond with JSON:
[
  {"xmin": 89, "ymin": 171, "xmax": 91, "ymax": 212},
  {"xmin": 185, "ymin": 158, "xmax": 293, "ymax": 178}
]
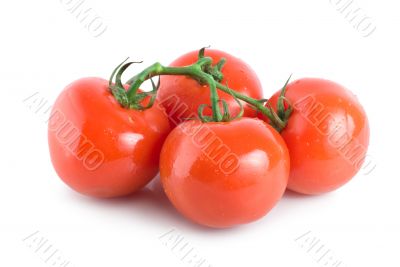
[
  {"xmin": 66, "ymin": 174, "xmax": 239, "ymax": 233},
  {"xmin": 64, "ymin": 177, "xmax": 336, "ymax": 233},
  {"xmin": 283, "ymin": 189, "xmax": 314, "ymax": 199},
  {"xmin": 283, "ymin": 188, "xmax": 338, "ymax": 199}
]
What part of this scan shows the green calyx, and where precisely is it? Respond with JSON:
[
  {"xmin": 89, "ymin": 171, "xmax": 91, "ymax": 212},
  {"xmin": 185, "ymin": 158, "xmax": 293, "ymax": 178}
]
[
  {"xmin": 276, "ymin": 74, "xmax": 292, "ymax": 121},
  {"xmin": 108, "ymin": 48, "xmax": 293, "ymax": 132},
  {"xmin": 109, "ymin": 59, "xmax": 158, "ymax": 110},
  {"xmin": 197, "ymin": 47, "xmax": 226, "ymax": 83}
]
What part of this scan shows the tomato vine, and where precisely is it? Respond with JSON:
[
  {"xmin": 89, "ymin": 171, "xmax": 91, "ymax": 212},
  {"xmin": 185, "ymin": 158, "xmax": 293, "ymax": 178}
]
[{"xmin": 109, "ymin": 48, "xmax": 292, "ymax": 132}]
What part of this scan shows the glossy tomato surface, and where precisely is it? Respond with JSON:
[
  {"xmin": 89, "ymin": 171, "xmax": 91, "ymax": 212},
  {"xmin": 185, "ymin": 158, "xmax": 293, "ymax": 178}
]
[
  {"xmin": 157, "ymin": 49, "xmax": 263, "ymax": 126},
  {"xmin": 160, "ymin": 118, "xmax": 289, "ymax": 228},
  {"xmin": 48, "ymin": 77, "xmax": 170, "ymax": 198},
  {"xmin": 267, "ymin": 78, "xmax": 369, "ymax": 195}
]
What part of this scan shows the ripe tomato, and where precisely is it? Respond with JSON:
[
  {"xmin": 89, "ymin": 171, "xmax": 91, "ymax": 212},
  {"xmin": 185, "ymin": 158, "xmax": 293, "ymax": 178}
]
[
  {"xmin": 48, "ymin": 77, "xmax": 170, "ymax": 198},
  {"xmin": 159, "ymin": 118, "xmax": 289, "ymax": 228},
  {"xmin": 157, "ymin": 49, "xmax": 263, "ymax": 126},
  {"xmin": 265, "ymin": 78, "xmax": 369, "ymax": 195}
]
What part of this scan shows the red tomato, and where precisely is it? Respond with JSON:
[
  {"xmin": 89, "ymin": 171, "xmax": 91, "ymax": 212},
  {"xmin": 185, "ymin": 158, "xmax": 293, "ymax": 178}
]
[
  {"xmin": 157, "ymin": 49, "xmax": 263, "ymax": 126},
  {"xmin": 159, "ymin": 118, "xmax": 289, "ymax": 228},
  {"xmin": 265, "ymin": 78, "xmax": 369, "ymax": 195},
  {"xmin": 48, "ymin": 77, "xmax": 170, "ymax": 198}
]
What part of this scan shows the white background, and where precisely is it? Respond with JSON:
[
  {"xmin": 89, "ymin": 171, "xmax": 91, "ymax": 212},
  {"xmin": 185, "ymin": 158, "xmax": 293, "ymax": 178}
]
[{"xmin": 1, "ymin": 0, "xmax": 399, "ymax": 266}]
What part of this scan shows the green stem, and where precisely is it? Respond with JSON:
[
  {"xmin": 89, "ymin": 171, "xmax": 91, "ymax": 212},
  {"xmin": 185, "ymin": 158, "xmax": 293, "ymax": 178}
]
[
  {"xmin": 215, "ymin": 83, "xmax": 286, "ymax": 131},
  {"xmin": 126, "ymin": 58, "xmax": 223, "ymax": 121},
  {"xmin": 121, "ymin": 55, "xmax": 288, "ymax": 131}
]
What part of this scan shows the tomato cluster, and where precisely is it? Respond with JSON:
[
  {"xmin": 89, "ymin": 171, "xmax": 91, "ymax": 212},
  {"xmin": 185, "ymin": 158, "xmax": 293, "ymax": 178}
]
[{"xmin": 48, "ymin": 49, "xmax": 369, "ymax": 228}]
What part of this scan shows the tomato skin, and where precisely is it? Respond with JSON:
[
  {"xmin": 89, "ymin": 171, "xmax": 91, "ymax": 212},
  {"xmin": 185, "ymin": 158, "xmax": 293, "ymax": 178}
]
[
  {"xmin": 48, "ymin": 78, "xmax": 170, "ymax": 198},
  {"xmin": 160, "ymin": 118, "xmax": 289, "ymax": 228},
  {"xmin": 265, "ymin": 78, "xmax": 369, "ymax": 195},
  {"xmin": 157, "ymin": 49, "xmax": 263, "ymax": 126}
]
